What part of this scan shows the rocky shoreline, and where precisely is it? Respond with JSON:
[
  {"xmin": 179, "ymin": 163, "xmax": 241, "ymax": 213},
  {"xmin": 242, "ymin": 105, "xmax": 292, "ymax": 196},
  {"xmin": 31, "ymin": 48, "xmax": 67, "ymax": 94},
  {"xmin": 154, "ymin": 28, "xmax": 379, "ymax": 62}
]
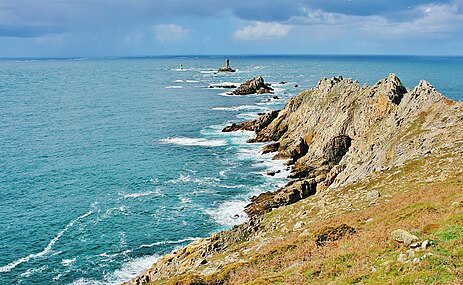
[{"xmin": 125, "ymin": 74, "xmax": 463, "ymax": 285}]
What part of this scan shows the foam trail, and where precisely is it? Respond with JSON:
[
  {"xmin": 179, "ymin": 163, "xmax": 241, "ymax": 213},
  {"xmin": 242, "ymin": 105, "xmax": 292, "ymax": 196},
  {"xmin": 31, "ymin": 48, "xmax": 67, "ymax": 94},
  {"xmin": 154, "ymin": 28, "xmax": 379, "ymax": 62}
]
[
  {"xmin": 120, "ymin": 190, "xmax": 161, "ymax": 199},
  {"xmin": 0, "ymin": 210, "xmax": 93, "ymax": 273},
  {"xmin": 174, "ymin": 80, "xmax": 198, "ymax": 83},
  {"xmin": 160, "ymin": 137, "xmax": 227, "ymax": 147},
  {"xmin": 212, "ymin": 105, "xmax": 268, "ymax": 111},
  {"xmin": 140, "ymin": 237, "xmax": 201, "ymax": 248},
  {"xmin": 165, "ymin": 86, "xmax": 183, "ymax": 89}
]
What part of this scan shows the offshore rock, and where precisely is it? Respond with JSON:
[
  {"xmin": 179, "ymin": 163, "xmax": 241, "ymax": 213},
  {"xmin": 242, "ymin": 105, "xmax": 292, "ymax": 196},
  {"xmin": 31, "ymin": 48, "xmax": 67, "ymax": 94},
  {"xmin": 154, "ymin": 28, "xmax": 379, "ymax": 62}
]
[
  {"xmin": 218, "ymin": 58, "xmax": 236, "ymax": 72},
  {"xmin": 232, "ymin": 76, "xmax": 273, "ymax": 95}
]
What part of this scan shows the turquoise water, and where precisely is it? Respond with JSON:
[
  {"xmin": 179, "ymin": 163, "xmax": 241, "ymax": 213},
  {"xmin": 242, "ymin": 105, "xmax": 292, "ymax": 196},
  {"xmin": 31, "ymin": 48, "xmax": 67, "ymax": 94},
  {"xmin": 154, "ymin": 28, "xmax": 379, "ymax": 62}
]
[{"xmin": 0, "ymin": 56, "xmax": 462, "ymax": 284}]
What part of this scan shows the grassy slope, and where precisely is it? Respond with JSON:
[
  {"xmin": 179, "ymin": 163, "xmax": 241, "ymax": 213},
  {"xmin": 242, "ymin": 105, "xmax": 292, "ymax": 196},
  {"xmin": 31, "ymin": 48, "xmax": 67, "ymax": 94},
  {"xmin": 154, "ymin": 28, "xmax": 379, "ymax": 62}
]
[{"xmin": 155, "ymin": 143, "xmax": 463, "ymax": 285}]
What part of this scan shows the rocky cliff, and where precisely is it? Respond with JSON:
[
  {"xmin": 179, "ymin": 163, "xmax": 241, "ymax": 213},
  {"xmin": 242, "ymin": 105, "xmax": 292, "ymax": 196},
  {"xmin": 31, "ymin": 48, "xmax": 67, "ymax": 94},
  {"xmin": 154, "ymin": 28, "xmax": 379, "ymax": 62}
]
[{"xmin": 125, "ymin": 74, "xmax": 463, "ymax": 285}]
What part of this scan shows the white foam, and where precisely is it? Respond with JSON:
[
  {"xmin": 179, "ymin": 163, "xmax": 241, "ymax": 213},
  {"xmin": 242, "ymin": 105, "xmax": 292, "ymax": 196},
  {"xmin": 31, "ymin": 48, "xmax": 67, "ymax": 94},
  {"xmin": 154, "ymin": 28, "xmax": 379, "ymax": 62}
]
[
  {"xmin": 70, "ymin": 254, "xmax": 159, "ymax": 285},
  {"xmin": 174, "ymin": 79, "xmax": 199, "ymax": 83},
  {"xmin": 212, "ymin": 105, "xmax": 268, "ymax": 112},
  {"xmin": 0, "ymin": 210, "xmax": 93, "ymax": 273},
  {"xmin": 120, "ymin": 190, "xmax": 161, "ymax": 199},
  {"xmin": 205, "ymin": 200, "xmax": 249, "ymax": 227},
  {"xmin": 180, "ymin": 197, "xmax": 192, "ymax": 204},
  {"xmin": 19, "ymin": 265, "xmax": 48, "ymax": 278},
  {"xmin": 165, "ymin": 86, "xmax": 183, "ymax": 89},
  {"xmin": 108, "ymin": 255, "xmax": 159, "ymax": 284},
  {"xmin": 101, "ymin": 206, "xmax": 128, "ymax": 219},
  {"xmin": 208, "ymin": 82, "xmax": 240, "ymax": 88},
  {"xmin": 139, "ymin": 237, "xmax": 200, "ymax": 248},
  {"xmin": 160, "ymin": 137, "xmax": 227, "ymax": 147},
  {"xmin": 236, "ymin": 113, "xmax": 260, "ymax": 120},
  {"xmin": 199, "ymin": 69, "xmax": 217, "ymax": 74},
  {"xmin": 172, "ymin": 68, "xmax": 192, "ymax": 71},
  {"xmin": 218, "ymin": 91, "xmax": 235, "ymax": 96},
  {"xmin": 167, "ymin": 174, "xmax": 220, "ymax": 186},
  {"xmin": 61, "ymin": 258, "xmax": 76, "ymax": 267}
]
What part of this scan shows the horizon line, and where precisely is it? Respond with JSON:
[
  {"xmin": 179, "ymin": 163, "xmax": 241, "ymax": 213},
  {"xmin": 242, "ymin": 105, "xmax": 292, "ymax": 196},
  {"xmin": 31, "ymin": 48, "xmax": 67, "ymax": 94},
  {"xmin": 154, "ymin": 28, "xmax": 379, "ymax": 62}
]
[{"xmin": 1, "ymin": 53, "xmax": 463, "ymax": 61}]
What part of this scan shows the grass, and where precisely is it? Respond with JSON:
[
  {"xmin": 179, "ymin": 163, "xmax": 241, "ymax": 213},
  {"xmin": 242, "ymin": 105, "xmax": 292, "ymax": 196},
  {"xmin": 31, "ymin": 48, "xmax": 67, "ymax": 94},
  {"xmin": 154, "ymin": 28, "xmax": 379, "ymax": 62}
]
[{"xmin": 145, "ymin": 146, "xmax": 463, "ymax": 285}]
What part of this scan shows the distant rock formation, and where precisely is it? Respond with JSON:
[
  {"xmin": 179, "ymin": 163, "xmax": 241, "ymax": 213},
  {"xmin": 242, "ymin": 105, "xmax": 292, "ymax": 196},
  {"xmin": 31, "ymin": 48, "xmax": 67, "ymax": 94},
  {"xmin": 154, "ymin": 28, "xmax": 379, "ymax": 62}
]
[
  {"xmin": 218, "ymin": 58, "xmax": 236, "ymax": 72},
  {"xmin": 232, "ymin": 76, "xmax": 273, "ymax": 95}
]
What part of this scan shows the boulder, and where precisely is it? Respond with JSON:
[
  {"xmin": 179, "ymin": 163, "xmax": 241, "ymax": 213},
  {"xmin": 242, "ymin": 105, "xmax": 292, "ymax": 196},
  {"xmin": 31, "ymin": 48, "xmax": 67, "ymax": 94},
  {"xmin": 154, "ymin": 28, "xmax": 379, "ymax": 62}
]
[
  {"xmin": 391, "ymin": 229, "xmax": 419, "ymax": 245},
  {"xmin": 232, "ymin": 76, "xmax": 273, "ymax": 95}
]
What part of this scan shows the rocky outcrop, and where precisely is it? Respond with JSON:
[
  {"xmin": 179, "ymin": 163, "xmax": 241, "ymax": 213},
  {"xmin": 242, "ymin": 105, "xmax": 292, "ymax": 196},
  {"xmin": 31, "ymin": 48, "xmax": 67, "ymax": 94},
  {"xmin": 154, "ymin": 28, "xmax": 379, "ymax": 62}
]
[
  {"xmin": 223, "ymin": 73, "xmax": 463, "ymax": 217},
  {"xmin": 218, "ymin": 58, "xmax": 236, "ymax": 72},
  {"xmin": 222, "ymin": 110, "xmax": 279, "ymax": 133},
  {"xmin": 232, "ymin": 76, "xmax": 273, "ymax": 95},
  {"xmin": 244, "ymin": 178, "xmax": 317, "ymax": 216},
  {"xmin": 125, "ymin": 74, "xmax": 463, "ymax": 285}
]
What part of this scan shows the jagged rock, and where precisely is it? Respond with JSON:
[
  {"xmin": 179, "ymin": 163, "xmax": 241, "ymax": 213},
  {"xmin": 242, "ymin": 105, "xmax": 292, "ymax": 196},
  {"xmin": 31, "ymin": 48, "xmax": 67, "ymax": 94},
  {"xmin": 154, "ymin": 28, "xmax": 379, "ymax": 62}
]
[
  {"xmin": 324, "ymin": 135, "xmax": 352, "ymax": 164},
  {"xmin": 262, "ymin": 142, "xmax": 280, "ymax": 154},
  {"xmin": 266, "ymin": 170, "xmax": 281, "ymax": 176},
  {"xmin": 245, "ymin": 178, "xmax": 317, "ymax": 217},
  {"xmin": 391, "ymin": 229, "xmax": 419, "ymax": 245},
  {"xmin": 222, "ymin": 110, "xmax": 279, "ymax": 133},
  {"xmin": 232, "ymin": 76, "xmax": 273, "ymax": 95}
]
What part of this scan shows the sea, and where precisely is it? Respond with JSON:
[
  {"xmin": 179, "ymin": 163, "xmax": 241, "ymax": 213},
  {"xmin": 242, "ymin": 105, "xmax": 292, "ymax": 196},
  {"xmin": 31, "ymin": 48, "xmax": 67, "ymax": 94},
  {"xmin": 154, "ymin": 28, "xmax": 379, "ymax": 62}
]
[{"xmin": 1, "ymin": 55, "xmax": 462, "ymax": 284}]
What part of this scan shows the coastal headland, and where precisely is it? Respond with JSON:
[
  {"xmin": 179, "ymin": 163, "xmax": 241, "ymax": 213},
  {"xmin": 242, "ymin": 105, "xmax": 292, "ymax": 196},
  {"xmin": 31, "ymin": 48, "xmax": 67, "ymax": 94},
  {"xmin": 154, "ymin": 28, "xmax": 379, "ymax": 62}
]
[{"xmin": 126, "ymin": 74, "xmax": 463, "ymax": 285}]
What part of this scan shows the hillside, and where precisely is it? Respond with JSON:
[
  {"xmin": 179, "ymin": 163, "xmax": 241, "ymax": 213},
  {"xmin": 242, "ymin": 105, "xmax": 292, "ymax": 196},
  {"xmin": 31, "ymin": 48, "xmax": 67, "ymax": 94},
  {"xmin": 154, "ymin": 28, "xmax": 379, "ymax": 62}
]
[{"xmin": 126, "ymin": 74, "xmax": 463, "ymax": 285}]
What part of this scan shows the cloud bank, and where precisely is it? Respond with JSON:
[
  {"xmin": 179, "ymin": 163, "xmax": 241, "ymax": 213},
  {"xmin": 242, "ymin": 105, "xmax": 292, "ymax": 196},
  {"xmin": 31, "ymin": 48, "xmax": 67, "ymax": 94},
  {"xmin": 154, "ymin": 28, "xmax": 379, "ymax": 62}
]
[
  {"xmin": 0, "ymin": 0, "xmax": 462, "ymax": 56},
  {"xmin": 233, "ymin": 22, "xmax": 291, "ymax": 41}
]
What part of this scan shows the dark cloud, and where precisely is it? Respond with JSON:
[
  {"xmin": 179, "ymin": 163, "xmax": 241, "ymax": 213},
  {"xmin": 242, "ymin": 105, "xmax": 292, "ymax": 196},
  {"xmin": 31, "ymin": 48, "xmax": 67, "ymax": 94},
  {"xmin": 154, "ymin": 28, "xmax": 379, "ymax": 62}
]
[{"xmin": 0, "ymin": 0, "xmax": 457, "ymax": 38}]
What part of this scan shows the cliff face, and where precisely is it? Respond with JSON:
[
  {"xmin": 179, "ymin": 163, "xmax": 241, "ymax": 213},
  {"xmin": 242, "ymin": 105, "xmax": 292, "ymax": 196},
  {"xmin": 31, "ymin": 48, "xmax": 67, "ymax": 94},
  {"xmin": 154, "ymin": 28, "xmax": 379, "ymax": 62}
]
[
  {"xmin": 237, "ymin": 74, "xmax": 462, "ymax": 216},
  {"xmin": 126, "ymin": 75, "xmax": 463, "ymax": 285}
]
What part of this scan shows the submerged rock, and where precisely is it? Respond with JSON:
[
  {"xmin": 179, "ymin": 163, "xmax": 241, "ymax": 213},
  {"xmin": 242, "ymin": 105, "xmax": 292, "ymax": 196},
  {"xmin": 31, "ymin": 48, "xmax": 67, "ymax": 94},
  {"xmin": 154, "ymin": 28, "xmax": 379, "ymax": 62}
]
[{"xmin": 232, "ymin": 76, "xmax": 273, "ymax": 95}]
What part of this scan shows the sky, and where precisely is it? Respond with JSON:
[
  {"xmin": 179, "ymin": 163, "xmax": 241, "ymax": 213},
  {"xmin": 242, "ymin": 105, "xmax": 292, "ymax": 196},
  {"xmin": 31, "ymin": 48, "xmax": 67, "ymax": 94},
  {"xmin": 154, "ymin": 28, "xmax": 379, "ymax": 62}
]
[{"xmin": 0, "ymin": 0, "xmax": 462, "ymax": 57}]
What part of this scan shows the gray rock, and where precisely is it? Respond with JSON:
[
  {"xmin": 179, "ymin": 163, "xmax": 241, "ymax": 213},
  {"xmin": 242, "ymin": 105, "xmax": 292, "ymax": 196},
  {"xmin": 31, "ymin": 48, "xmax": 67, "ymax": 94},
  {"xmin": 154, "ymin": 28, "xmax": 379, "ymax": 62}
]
[
  {"xmin": 421, "ymin": 240, "xmax": 430, "ymax": 250},
  {"xmin": 232, "ymin": 76, "xmax": 273, "ymax": 95},
  {"xmin": 366, "ymin": 190, "xmax": 381, "ymax": 201},
  {"xmin": 391, "ymin": 229, "xmax": 419, "ymax": 245},
  {"xmin": 397, "ymin": 253, "xmax": 407, "ymax": 263}
]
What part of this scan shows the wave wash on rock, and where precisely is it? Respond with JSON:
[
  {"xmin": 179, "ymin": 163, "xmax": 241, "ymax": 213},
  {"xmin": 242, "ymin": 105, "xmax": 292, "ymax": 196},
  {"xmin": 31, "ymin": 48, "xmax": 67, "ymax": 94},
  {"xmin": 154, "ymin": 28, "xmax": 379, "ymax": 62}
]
[{"xmin": 125, "ymin": 74, "xmax": 463, "ymax": 285}]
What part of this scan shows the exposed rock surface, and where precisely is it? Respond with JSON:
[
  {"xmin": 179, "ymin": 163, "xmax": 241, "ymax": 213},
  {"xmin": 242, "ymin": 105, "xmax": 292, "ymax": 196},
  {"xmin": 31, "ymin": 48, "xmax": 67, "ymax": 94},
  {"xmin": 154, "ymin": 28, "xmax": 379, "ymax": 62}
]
[
  {"xmin": 223, "ymin": 73, "xmax": 463, "ymax": 217},
  {"xmin": 391, "ymin": 229, "xmax": 419, "ymax": 245},
  {"xmin": 124, "ymin": 74, "xmax": 463, "ymax": 285},
  {"xmin": 222, "ymin": 110, "xmax": 279, "ymax": 133},
  {"xmin": 232, "ymin": 76, "xmax": 273, "ymax": 95}
]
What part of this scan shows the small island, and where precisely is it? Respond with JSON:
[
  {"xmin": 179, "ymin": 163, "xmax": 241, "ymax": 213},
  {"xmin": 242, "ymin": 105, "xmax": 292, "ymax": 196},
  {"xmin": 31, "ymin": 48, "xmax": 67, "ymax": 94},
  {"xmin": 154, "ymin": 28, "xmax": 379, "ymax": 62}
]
[{"xmin": 218, "ymin": 58, "xmax": 236, "ymax": 72}]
